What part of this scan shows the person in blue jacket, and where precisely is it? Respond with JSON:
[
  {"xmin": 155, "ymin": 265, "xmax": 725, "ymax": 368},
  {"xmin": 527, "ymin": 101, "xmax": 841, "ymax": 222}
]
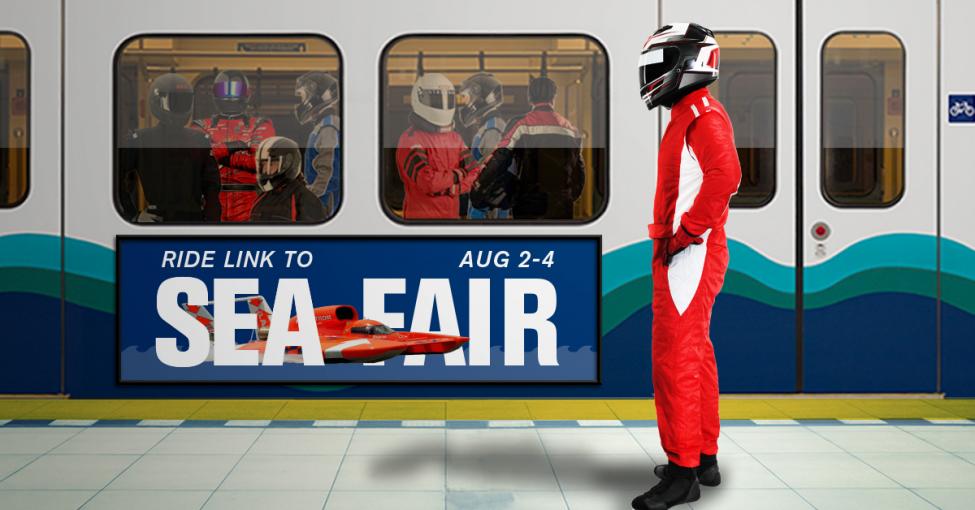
[{"xmin": 294, "ymin": 71, "xmax": 341, "ymax": 217}]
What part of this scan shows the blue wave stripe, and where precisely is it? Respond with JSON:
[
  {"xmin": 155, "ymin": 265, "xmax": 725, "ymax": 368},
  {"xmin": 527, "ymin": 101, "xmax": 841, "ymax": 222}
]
[
  {"xmin": 0, "ymin": 234, "xmax": 60, "ymax": 272},
  {"xmin": 804, "ymin": 234, "xmax": 936, "ymax": 293},
  {"xmin": 63, "ymin": 237, "xmax": 114, "ymax": 283}
]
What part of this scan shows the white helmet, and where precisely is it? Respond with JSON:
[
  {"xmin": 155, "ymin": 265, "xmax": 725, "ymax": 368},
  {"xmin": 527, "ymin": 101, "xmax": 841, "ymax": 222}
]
[{"xmin": 411, "ymin": 73, "xmax": 456, "ymax": 128}]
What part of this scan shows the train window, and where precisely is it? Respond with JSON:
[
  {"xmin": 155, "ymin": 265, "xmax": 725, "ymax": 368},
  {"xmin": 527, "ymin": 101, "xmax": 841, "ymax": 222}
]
[
  {"xmin": 380, "ymin": 35, "xmax": 608, "ymax": 223},
  {"xmin": 709, "ymin": 33, "xmax": 776, "ymax": 208},
  {"xmin": 0, "ymin": 34, "xmax": 29, "ymax": 208},
  {"xmin": 821, "ymin": 32, "xmax": 905, "ymax": 207},
  {"xmin": 114, "ymin": 35, "xmax": 342, "ymax": 224}
]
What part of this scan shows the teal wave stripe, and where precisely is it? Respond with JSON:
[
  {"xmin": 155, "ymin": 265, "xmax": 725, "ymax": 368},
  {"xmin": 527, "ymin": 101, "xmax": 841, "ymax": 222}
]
[
  {"xmin": 804, "ymin": 233, "xmax": 936, "ymax": 294},
  {"xmin": 0, "ymin": 233, "xmax": 60, "ymax": 273},
  {"xmin": 942, "ymin": 237, "xmax": 975, "ymax": 281},
  {"xmin": 64, "ymin": 236, "xmax": 115, "ymax": 283}
]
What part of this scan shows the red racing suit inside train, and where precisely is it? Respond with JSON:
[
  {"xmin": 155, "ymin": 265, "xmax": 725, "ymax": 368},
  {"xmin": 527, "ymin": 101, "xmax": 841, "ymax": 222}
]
[
  {"xmin": 395, "ymin": 114, "xmax": 480, "ymax": 219},
  {"xmin": 648, "ymin": 87, "xmax": 741, "ymax": 468},
  {"xmin": 193, "ymin": 115, "xmax": 276, "ymax": 222}
]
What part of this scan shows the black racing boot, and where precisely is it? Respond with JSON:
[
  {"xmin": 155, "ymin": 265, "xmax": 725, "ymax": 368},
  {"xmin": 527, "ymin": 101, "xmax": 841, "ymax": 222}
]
[
  {"xmin": 653, "ymin": 453, "xmax": 721, "ymax": 487},
  {"xmin": 631, "ymin": 462, "xmax": 701, "ymax": 510}
]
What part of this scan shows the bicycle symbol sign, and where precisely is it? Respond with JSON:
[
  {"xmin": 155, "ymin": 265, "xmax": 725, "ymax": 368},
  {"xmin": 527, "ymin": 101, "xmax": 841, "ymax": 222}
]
[{"xmin": 949, "ymin": 94, "xmax": 975, "ymax": 123}]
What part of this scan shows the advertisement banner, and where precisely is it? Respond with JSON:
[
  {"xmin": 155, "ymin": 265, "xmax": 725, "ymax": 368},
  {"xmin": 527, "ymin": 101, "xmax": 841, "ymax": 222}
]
[{"xmin": 117, "ymin": 236, "xmax": 600, "ymax": 383}]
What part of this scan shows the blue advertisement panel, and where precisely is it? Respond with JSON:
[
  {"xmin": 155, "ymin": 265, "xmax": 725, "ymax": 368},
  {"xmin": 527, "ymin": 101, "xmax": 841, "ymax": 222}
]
[{"xmin": 118, "ymin": 236, "xmax": 600, "ymax": 383}]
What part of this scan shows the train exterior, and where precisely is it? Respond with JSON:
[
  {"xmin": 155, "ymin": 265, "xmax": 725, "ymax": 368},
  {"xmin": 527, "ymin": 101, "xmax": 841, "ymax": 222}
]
[{"xmin": 0, "ymin": 0, "xmax": 972, "ymax": 397}]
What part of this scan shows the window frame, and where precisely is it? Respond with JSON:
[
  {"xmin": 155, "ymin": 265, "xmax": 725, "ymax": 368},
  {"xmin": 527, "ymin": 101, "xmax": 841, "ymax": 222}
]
[
  {"xmin": 111, "ymin": 32, "xmax": 345, "ymax": 226},
  {"xmin": 819, "ymin": 30, "xmax": 906, "ymax": 209},
  {"xmin": 377, "ymin": 32, "xmax": 611, "ymax": 226},
  {"xmin": 0, "ymin": 30, "xmax": 31, "ymax": 210},
  {"xmin": 713, "ymin": 30, "xmax": 778, "ymax": 210}
]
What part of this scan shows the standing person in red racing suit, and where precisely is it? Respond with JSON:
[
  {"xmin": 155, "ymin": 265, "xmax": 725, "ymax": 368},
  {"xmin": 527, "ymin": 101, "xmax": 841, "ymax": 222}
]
[
  {"xmin": 395, "ymin": 73, "xmax": 479, "ymax": 219},
  {"xmin": 470, "ymin": 76, "xmax": 586, "ymax": 220},
  {"xmin": 193, "ymin": 70, "xmax": 276, "ymax": 222},
  {"xmin": 631, "ymin": 23, "xmax": 740, "ymax": 510}
]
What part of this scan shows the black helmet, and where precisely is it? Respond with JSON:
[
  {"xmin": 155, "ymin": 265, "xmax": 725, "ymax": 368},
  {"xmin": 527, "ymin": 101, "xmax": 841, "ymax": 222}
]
[
  {"xmin": 212, "ymin": 70, "xmax": 251, "ymax": 116},
  {"xmin": 294, "ymin": 71, "xmax": 340, "ymax": 125},
  {"xmin": 639, "ymin": 22, "xmax": 719, "ymax": 110},
  {"xmin": 255, "ymin": 136, "xmax": 302, "ymax": 191},
  {"xmin": 457, "ymin": 72, "xmax": 504, "ymax": 129},
  {"xmin": 528, "ymin": 76, "xmax": 557, "ymax": 104},
  {"xmin": 149, "ymin": 73, "xmax": 194, "ymax": 127}
]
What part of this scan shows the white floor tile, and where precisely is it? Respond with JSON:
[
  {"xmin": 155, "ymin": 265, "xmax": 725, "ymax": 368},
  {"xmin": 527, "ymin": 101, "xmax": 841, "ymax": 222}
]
[
  {"xmin": 0, "ymin": 455, "xmax": 37, "ymax": 480},
  {"xmin": 564, "ymin": 491, "xmax": 691, "ymax": 510},
  {"xmin": 902, "ymin": 427, "xmax": 975, "ymax": 452},
  {"xmin": 839, "ymin": 419, "xmax": 887, "ymax": 425},
  {"xmin": 578, "ymin": 420, "xmax": 623, "ymax": 427},
  {"xmin": 50, "ymin": 419, "xmax": 97, "ymax": 427},
  {"xmin": 797, "ymin": 488, "xmax": 937, "ymax": 510},
  {"xmin": 248, "ymin": 428, "xmax": 352, "ymax": 455},
  {"xmin": 549, "ymin": 454, "xmax": 655, "ymax": 492},
  {"xmin": 924, "ymin": 419, "xmax": 973, "ymax": 425},
  {"xmin": 51, "ymin": 427, "xmax": 173, "ymax": 455},
  {"xmin": 149, "ymin": 428, "xmax": 261, "ymax": 455},
  {"xmin": 332, "ymin": 454, "xmax": 444, "ymax": 491},
  {"xmin": 0, "ymin": 490, "xmax": 97, "ymax": 510},
  {"xmin": 753, "ymin": 452, "xmax": 897, "ymax": 489},
  {"xmin": 913, "ymin": 489, "xmax": 975, "ymax": 510},
  {"xmin": 0, "ymin": 428, "xmax": 81, "ymax": 454},
  {"xmin": 0, "ymin": 454, "xmax": 138, "ymax": 490},
  {"xmin": 701, "ymin": 453, "xmax": 786, "ymax": 489},
  {"xmin": 723, "ymin": 428, "xmax": 843, "ymax": 453},
  {"xmin": 137, "ymin": 420, "xmax": 184, "ymax": 427},
  {"xmin": 224, "ymin": 420, "xmax": 271, "ymax": 427},
  {"xmin": 446, "ymin": 491, "xmax": 568, "ymax": 509},
  {"xmin": 403, "ymin": 420, "xmax": 446, "ymax": 427},
  {"xmin": 807, "ymin": 426, "xmax": 941, "ymax": 453},
  {"xmin": 204, "ymin": 490, "xmax": 328, "ymax": 510},
  {"xmin": 345, "ymin": 428, "xmax": 444, "ymax": 456},
  {"xmin": 688, "ymin": 488, "xmax": 814, "ymax": 509},
  {"xmin": 447, "ymin": 455, "xmax": 560, "ymax": 492},
  {"xmin": 325, "ymin": 491, "xmax": 443, "ymax": 510},
  {"xmin": 107, "ymin": 454, "xmax": 240, "ymax": 490},
  {"xmin": 81, "ymin": 490, "xmax": 211, "ymax": 510},
  {"xmin": 538, "ymin": 429, "xmax": 646, "ymax": 456},
  {"xmin": 857, "ymin": 452, "xmax": 975, "ymax": 488},
  {"xmin": 752, "ymin": 419, "xmax": 800, "ymax": 426},
  {"xmin": 447, "ymin": 429, "xmax": 545, "ymax": 457},
  {"xmin": 220, "ymin": 454, "xmax": 341, "ymax": 490}
]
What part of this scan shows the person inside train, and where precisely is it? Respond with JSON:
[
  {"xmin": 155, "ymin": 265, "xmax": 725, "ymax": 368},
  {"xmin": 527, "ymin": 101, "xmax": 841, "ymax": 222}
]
[
  {"xmin": 395, "ymin": 73, "xmax": 480, "ymax": 220},
  {"xmin": 469, "ymin": 75, "xmax": 586, "ymax": 220},
  {"xmin": 294, "ymin": 71, "xmax": 341, "ymax": 218},
  {"xmin": 631, "ymin": 22, "xmax": 741, "ymax": 510},
  {"xmin": 455, "ymin": 72, "xmax": 509, "ymax": 219},
  {"xmin": 249, "ymin": 136, "xmax": 327, "ymax": 223},
  {"xmin": 117, "ymin": 73, "xmax": 221, "ymax": 223},
  {"xmin": 192, "ymin": 70, "xmax": 276, "ymax": 223}
]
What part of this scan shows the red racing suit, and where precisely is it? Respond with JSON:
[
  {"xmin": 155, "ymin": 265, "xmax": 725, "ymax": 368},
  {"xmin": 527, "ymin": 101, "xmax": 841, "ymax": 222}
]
[
  {"xmin": 395, "ymin": 118, "xmax": 479, "ymax": 219},
  {"xmin": 648, "ymin": 88, "xmax": 741, "ymax": 468},
  {"xmin": 193, "ymin": 115, "xmax": 276, "ymax": 222}
]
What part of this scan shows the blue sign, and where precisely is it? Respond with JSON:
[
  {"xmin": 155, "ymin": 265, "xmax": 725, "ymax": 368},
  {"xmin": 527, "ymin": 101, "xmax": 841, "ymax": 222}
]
[
  {"xmin": 948, "ymin": 94, "xmax": 975, "ymax": 123},
  {"xmin": 118, "ymin": 236, "xmax": 600, "ymax": 383}
]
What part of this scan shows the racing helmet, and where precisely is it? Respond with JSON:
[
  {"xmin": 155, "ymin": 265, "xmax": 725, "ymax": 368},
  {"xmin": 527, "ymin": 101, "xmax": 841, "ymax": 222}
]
[
  {"xmin": 528, "ymin": 75, "xmax": 558, "ymax": 104},
  {"xmin": 639, "ymin": 22, "xmax": 719, "ymax": 110},
  {"xmin": 212, "ymin": 70, "xmax": 251, "ymax": 116},
  {"xmin": 294, "ymin": 71, "xmax": 340, "ymax": 125},
  {"xmin": 255, "ymin": 136, "xmax": 302, "ymax": 191},
  {"xmin": 411, "ymin": 73, "xmax": 456, "ymax": 128},
  {"xmin": 457, "ymin": 72, "xmax": 504, "ymax": 129},
  {"xmin": 148, "ymin": 73, "xmax": 194, "ymax": 127}
]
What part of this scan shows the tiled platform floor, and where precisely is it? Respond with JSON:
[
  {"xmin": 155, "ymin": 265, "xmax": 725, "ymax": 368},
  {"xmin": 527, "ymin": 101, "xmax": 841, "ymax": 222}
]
[{"xmin": 0, "ymin": 422, "xmax": 973, "ymax": 509}]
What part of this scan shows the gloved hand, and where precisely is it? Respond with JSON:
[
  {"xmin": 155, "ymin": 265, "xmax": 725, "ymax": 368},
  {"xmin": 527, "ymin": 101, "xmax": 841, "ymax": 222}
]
[
  {"xmin": 229, "ymin": 146, "xmax": 257, "ymax": 171},
  {"xmin": 665, "ymin": 225, "xmax": 703, "ymax": 266},
  {"xmin": 211, "ymin": 141, "xmax": 249, "ymax": 164}
]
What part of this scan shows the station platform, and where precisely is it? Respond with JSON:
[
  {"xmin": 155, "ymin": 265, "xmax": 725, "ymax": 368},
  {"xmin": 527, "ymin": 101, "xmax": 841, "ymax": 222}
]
[{"xmin": 0, "ymin": 398, "xmax": 972, "ymax": 510}]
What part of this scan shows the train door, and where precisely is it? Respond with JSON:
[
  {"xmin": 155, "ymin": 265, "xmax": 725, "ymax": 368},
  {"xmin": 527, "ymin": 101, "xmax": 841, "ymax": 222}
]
[
  {"xmin": 0, "ymin": 0, "xmax": 63, "ymax": 393},
  {"xmin": 660, "ymin": 0, "xmax": 798, "ymax": 391},
  {"xmin": 802, "ymin": 0, "xmax": 938, "ymax": 391}
]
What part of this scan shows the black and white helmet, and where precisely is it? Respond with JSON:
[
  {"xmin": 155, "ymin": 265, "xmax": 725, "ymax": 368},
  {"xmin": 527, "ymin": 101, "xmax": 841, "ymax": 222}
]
[
  {"xmin": 457, "ymin": 73, "xmax": 504, "ymax": 129},
  {"xmin": 255, "ymin": 136, "xmax": 302, "ymax": 191},
  {"xmin": 639, "ymin": 22, "xmax": 719, "ymax": 110}
]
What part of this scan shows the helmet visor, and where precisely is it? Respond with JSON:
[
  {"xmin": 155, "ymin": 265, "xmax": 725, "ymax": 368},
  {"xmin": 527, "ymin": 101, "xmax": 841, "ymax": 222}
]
[
  {"xmin": 418, "ymin": 88, "xmax": 456, "ymax": 110},
  {"xmin": 214, "ymin": 78, "xmax": 248, "ymax": 99},
  {"xmin": 639, "ymin": 46, "xmax": 680, "ymax": 91},
  {"xmin": 160, "ymin": 91, "xmax": 194, "ymax": 114}
]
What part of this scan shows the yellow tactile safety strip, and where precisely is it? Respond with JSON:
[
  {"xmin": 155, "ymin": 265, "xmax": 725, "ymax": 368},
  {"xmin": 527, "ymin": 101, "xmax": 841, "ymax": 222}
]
[{"xmin": 0, "ymin": 398, "xmax": 972, "ymax": 421}]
